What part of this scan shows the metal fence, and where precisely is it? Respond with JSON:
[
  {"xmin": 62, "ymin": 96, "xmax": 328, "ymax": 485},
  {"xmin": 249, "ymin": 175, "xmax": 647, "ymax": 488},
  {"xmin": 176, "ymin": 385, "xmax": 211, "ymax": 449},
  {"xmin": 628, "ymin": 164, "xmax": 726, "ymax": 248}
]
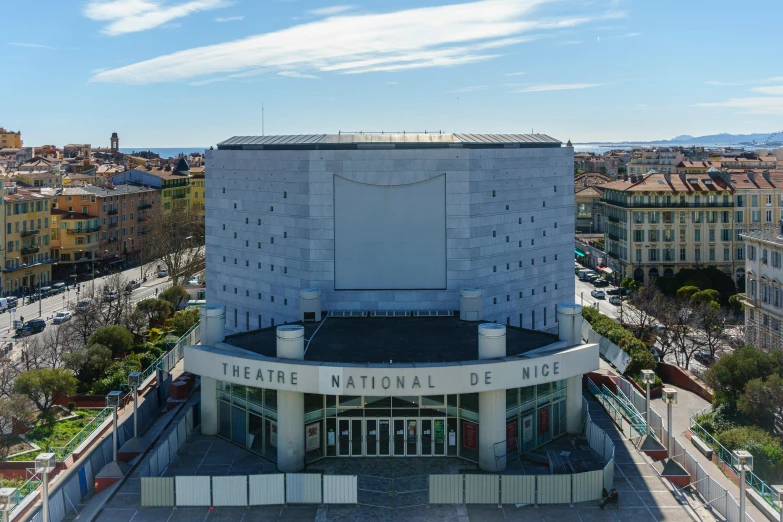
[
  {"xmin": 141, "ymin": 473, "xmax": 357, "ymax": 507},
  {"xmin": 581, "ymin": 320, "xmax": 631, "ymax": 373},
  {"xmin": 689, "ymin": 406, "xmax": 778, "ymax": 513},
  {"xmin": 13, "ymin": 323, "xmax": 199, "ymax": 522}
]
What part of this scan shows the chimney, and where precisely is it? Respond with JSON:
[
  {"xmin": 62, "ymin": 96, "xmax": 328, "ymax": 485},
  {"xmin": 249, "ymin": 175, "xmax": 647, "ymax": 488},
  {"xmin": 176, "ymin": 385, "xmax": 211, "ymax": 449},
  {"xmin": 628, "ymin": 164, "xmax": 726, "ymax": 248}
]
[
  {"xmin": 276, "ymin": 325, "xmax": 305, "ymax": 360},
  {"xmin": 478, "ymin": 323, "xmax": 506, "ymax": 359},
  {"xmin": 556, "ymin": 304, "xmax": 583, "ymax": 346},
  {"xmin": 679, "ymin": 172, "xmax": 687, "ymax": 185},
  {"xmin": 630, "ymin": 175, "xmax": 637, "ymax": 183},
  {"xmin": 748, "ymin": 171, "xmax": 756, "ymax": 184},
  {"xmin": 200, "ymin": 305, "xmax": 226, "ymax": 348},
  {"xmin": 623, "ymin": 174, "xmax": 628, "ymax": 181},
  {"xmin": 763, "ymin": 170, "xmax": 771, "ymax": 184},
  {"xmin": 664, "ymin": 172, "xmax": 671, "ymax": 184},
  {"xmin": 460, "ymin": 288, "xmax": 482, "ymax": 321},
  {"xmin": 299, "ymin": 288, "xmax": 322, "ymax": 322}
]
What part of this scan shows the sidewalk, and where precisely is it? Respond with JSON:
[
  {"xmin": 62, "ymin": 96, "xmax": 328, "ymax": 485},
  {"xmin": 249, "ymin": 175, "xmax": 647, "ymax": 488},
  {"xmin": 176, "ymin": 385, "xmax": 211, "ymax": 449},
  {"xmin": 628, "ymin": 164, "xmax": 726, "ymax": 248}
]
[{"xmin": 651, "ymin": 384, "xmax": 767, "ymax": 522}]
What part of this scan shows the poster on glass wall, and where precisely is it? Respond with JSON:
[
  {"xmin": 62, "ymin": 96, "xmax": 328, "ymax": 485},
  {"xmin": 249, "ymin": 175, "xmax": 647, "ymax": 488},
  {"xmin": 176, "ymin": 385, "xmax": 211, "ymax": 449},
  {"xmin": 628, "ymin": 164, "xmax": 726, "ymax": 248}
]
[
  {"xmin": 434, "ymin": 420, "xmax": 445, "ymax": 444},
  {"xmin": 506, "ymin": 420, "xmax": 518, "ymax": 450},
  {"xmin": 306, "ymin": 422, "xmax": 320, "ymax": 451},
  {"xmin": 538, "ymin": 408, "xmax": 549, "ymax": 434},
  {"xmin": 523, "ymin": 415, "xmax": 533, "ymax": 443},
  {"xmin": 270, "ymin": 422, "xmax": 278, "ymax": 448},
  {"xmin": 463, "ymin": 421, "xmax": 478, "ymax": 451}
]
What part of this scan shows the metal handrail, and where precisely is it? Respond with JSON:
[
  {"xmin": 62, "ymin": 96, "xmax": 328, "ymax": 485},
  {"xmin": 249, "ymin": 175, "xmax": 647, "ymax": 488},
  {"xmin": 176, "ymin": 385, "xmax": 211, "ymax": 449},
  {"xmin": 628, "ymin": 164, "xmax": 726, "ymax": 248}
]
[{"xmin": 689, "ymin": 406, "xmax": 779, "ymax": 511}]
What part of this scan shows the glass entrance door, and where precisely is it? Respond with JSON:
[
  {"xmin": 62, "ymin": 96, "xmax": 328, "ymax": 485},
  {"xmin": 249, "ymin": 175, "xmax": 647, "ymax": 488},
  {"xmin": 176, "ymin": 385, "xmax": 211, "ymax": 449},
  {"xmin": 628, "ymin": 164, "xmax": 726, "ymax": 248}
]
[
  {"xmin": 421, "ymin": 419, "xmax": 432, "ymax": 456},
  {"xmin": 393, "ymin": 419, "xmax": 405, "ymax": 456},
  {"xmin": 351, "ymin": 419, "xmax": 363, "ymax": 456},
  {"xmin": 406, "ymin": 419, "xmax": 418, "ymax": 456},
  {"xmin": 433, "ymin": 419, "xmax": 446, "ymax": 456},
  {"xmin": 366, "ymin": 419, "xmax": 377, "ymax": 456},
  {"xmin": 378, "ymin": 419, "xmax": 390, "ymax": 456},
  {"xmin": 337, "ymin": 419, "xmax": 351, "ymax": 456}
]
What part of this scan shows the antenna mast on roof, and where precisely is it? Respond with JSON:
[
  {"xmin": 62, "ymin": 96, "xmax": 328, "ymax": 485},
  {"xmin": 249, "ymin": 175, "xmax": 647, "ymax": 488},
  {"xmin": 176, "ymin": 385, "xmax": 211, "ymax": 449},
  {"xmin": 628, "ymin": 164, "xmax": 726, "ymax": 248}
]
[{"xmin": 262, "ymin": 102, "xmax": 265, "ymax": 137}]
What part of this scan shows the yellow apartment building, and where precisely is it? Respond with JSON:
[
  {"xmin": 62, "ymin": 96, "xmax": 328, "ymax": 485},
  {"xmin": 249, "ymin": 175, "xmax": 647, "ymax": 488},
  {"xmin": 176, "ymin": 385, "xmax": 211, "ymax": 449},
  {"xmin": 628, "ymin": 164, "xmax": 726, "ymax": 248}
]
[
  {"xmin": 50, "ymin": 209, "xmax": 101, "ymax": 281},
  {"xmin": 3, "ymin": 188, "xmax": 53, "ymax": 295},
  {"xmin": 0, "ymin": 128, "xmax": 22, "ymax": 149}
]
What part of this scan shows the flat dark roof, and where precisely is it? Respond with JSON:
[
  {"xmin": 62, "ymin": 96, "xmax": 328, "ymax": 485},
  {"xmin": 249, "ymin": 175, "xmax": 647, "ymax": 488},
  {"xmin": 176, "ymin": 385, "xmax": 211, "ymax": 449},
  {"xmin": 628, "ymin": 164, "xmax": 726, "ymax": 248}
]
[
  {"xmin": 217, "ymin": 133, "xmax": 561, "ymax": 151},
  {"xmin": 224, "ymin": 316, "xmax": 560, "ymax": 364}
]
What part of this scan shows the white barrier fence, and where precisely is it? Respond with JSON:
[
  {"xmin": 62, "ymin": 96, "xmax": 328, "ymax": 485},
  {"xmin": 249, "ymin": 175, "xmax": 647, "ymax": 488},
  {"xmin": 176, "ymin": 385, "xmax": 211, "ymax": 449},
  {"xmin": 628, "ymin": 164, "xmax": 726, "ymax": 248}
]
[
  {"xmin": 582, "ymin": 320, "xmax": 631, "ymax": 373},
  {"xmin": 139, "ymin": 405, "xmax": 195, "ymax": 478},
  {"xmin": 141, "ymin": 473, "xmax": 357, "ymax": 507}
]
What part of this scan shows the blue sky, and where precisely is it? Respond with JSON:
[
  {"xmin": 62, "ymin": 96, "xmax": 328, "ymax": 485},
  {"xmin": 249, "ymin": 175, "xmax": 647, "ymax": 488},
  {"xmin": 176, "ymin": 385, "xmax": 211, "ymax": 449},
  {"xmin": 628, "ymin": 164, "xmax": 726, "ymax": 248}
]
[{"xmin": 3, "ymin": 0, "xmax": 783, "ymax": 147}]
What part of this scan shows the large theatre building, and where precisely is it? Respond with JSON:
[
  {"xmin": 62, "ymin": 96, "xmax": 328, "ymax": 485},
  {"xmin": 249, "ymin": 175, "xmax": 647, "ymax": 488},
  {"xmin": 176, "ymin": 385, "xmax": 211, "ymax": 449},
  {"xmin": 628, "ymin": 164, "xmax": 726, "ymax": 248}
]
[{"xmin": 187, "ymin": 133, "xmax": 598, "ymax": 472}]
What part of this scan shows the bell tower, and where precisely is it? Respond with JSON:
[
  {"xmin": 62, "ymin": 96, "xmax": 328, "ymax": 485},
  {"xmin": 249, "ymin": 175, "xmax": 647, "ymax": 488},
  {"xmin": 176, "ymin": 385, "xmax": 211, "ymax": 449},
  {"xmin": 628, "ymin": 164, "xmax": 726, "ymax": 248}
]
[{"xmin": 110, "ymin": 132, "xmax": 119, "ymax": 152}]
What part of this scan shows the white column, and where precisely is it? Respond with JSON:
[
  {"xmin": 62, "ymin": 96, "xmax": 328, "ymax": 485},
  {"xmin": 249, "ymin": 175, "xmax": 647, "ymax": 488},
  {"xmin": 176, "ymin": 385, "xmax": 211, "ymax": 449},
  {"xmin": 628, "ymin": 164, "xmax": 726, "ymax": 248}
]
[
  {"xmin": 200, "ymin": 376, "xmax": 218, "ymax": 436},
  {"xmin": 566, "ymin": 375, "xmax": 583, "ymax": 435},
  {"xmin": 200, "ymin": 305, "xmax": 226, "ymax": 348},
  {"xmin": 277, "ymin": 391, "xmax": 305, "ymax": 473},
  {"xmin": 478, "ymin": 390, "xmax": 506, "ymax": 472},
  {"xmin": 276, "ymin": 325, "xmax": 305, "ymax": 472}
]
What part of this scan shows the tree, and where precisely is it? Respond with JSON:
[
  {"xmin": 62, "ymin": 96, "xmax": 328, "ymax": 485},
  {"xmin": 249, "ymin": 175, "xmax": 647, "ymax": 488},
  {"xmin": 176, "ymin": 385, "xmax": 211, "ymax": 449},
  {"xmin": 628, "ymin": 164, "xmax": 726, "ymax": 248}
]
[
  {"xmin": 691, "ymin": 300, "xmax": 727, "ymax": 359},
  {"xmin": 88, "ymin": 326, "xmax": 134, "ymax": 356},
  {"xmin": 165, "ymin": 308, "xmax": 200, "ymax": 336},
  {"xmin": 13, "ymin": 368, "xmax": 77, "ymax": 414},
  {"xmin": 728, "ymin": 294, "xmax": 745, "ymax": 312},
  {"xmin": 160, "ymin": 286, "xmax": 189, "ymax": 311},
  {"xmin": 705, "ymin": 346, "xmax": 777, "ymax": 407},
  {"xmin": 738, "ymin": 374, "xmax": 783, "ymax": 427},
  {"xmin": 63, "ymin": 344, "xmax": 113, "ymax": 388},
  {"xmin": 0, "ymin": 395, "xmax": 35, "ymax": 458},
  {"xmin": 136, "ymin": 298, "xmax": 171, "ymax": 327},
  {"xmin": 676, "ymin": 285, "xmax": 701, "ymax": 301},
  {"xmin": 144, "ymin": 205, "xmax": 204, "ymax": 286}
]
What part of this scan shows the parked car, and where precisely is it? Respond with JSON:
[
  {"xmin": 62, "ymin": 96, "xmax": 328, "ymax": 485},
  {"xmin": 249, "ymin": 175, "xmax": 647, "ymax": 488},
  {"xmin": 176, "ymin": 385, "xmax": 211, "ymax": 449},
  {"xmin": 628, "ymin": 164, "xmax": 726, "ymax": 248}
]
[
  {"xmin": 52, "ymin": 282, "xmax": 66, "ymax": 293},
  {"xmin": 104, "ymin": 291, "xmax": 119, "ymax": 302},
  {"xmin": 16, "ymin": 319, "xmax": 46, "ymax": 337},
  {"xmin": 592, "ymin": 278, "xmax": 609, "ymax": 287},
  {"xmin": 590, "ymin": 289, "xmax": 606, "ymax": 299},
  {"xmin": 606, "ymin": 287, "xmax": 626, "ymax": 296},
  {"xmin": 584, "ymin": 272, "xmax": 599, "ymax": 282},
  {"xmin": 53, "ymin": 311, "xmax": 72, "ymax": 324},
  {"xmin": 6, "ymin": 297, "xmax": 18, "ymax": 308},
  {"xmin": 157, "ymin": 269, "xmax": 168, "ymax": 278},
  {"xmin": 126, "ymin": 280, "xmax": 141, "ymax": 292},
  {"xmin": 609, "ymin": 295, "xmax": 623, "ymax": 305},
  {"xmin": 75, "ymin": 298, "xmax": 93, "ymax": 312},
  {"xmin": 694, "ymin": 351, "xmax": 714, "ymax": 366}
]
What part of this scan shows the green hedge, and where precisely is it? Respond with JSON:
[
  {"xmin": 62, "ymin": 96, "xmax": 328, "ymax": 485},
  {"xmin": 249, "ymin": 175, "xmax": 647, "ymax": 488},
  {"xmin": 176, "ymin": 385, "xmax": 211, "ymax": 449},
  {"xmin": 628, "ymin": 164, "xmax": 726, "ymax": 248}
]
[{"xmin": 582, "ymin": 307, "xmax": 656, "ymax": 374}]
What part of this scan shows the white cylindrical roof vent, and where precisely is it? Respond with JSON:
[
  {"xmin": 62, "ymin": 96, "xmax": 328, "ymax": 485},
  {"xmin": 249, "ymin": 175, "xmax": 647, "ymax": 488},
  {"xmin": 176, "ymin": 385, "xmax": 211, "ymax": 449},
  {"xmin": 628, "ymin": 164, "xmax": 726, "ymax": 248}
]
[
  {"xmin": 299, "ymin": 288, "xmax": 322, "ymax": 322},
  {"xmin": 460, "ymin": 287, "xmax": 482, "ymax": 321},
  {"xmin": 478, "ymin": 323, "xmax": 506, "ymax": 359},
  {"xmin": 276, "ymin": 325, "xmax": 305, "ymax": 360},
  {"xmin": 200, "ymin": 305, "xmax": 225, "ymax": 348},
  {"xmin": 556, "ymin": 303, "xmax": 583, "ymax": 346}
]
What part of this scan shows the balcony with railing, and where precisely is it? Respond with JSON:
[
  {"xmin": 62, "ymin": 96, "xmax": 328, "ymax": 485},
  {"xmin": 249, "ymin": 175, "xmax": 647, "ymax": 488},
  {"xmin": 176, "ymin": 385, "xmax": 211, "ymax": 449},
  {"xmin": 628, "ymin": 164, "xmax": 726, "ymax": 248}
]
[
  {"xmin": 138, "ymin": 203, "xmax": 152, "ymax": 210},
  {"xmin": 108, "ymin": 208, "xmax": 118, "ymax": 215},
  {"xmin": 603, "ymin": 199, "xmax": 734, "ymax": 209},
  {"xmin": 107, "ymin": 237, "xmax": 119, "ymax": 243},
  {"xmin": 137, "ymin": 215, "xmax": 147, "ymax": 222},
  {"xmin": 21, "ymin": 246, "xmax": 39, "ymax": 255},
  {"xmin": 66, "ymin": 226, "xmax": 101, "ymax": 235},
  {"xmin": 173, "ymin": 193, "xmax": 187, "ymax": 199},
  {"xmin": 607, "ymin": 215, "xmax": 620, "ymax": 223},
  {"xmin": 108, "ymin": 222, "xmax": 119, "ymax": 229},
  {"xmin": 20, "ymin": 229, "xmax": 39, "ymax": 237},
  {"xmin": 608, "ymin": 232, "xmax": 621, "ymax": 241}
]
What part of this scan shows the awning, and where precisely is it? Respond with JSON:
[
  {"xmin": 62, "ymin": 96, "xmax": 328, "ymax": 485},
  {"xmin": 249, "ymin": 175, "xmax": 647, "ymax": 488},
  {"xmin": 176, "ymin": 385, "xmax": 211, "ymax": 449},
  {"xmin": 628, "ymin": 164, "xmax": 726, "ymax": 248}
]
[
  {"xmin": 574, "ymin": 248, "xmax": 586, "ymax": 257},
  {"xmin": 600, "ymin": 267, "xmax": 614, "ymax": 274}
]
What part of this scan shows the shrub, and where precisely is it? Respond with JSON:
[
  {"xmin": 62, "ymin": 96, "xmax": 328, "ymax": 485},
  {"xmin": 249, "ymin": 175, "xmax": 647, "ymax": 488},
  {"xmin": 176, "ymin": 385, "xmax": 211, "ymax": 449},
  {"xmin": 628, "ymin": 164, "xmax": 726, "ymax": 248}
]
[
  {"xmin": 582, "ymin": 307, "xmax": 654, "ymax": 374},
  {"xmin": 67, "ymin": 401, "xmax": 76, "ymax": 411}
]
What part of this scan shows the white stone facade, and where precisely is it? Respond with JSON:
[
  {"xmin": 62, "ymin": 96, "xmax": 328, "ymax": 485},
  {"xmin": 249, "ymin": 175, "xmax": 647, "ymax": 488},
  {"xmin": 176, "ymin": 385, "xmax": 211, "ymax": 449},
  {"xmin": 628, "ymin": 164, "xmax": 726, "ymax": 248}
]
[{"xmin": 205, "ymin": 143, "xmax": 574, "ymax": 333}]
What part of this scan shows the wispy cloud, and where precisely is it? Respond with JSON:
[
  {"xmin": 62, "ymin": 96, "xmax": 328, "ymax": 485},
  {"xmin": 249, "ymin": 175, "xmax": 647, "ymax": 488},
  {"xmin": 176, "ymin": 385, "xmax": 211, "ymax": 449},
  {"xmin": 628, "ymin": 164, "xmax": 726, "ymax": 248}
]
[
  {"xmin": 505, "ymin": 71, "xmax": 525, "ymax": 76},
  {"xmin": 91, "ymin": 0, "xmax": 623, "ymax": 84},
  {"xmin": 752, "ymin": 85, "xmax": 783, "ymax": 95},
  {"xmin": 308, "ymin": 5, "xmax": 354, "ymax": 16},
  {"xmin": 84, "ymin": 0, "xmax": 230, "ymax": 36},
  {"xmin": 7, "ymin": 42, "xmax": 57, "ymax": 49},
  {"xmin": 515, "ymin": 83, "xmax": 602, "ymax": 93},
  {"xmin": 705, "ymin": 76, "xmax": 783, "ymax": 87},
  {"xmin": 278, "ymin": 71, "xmax": 320, "ymax": 79},
  {"xmin": 698, "ymin": 97, "xmax": 783, "ymax": 115},
  {"xmin": 385, "ymin": 81, "xmax": 400, "ymax": 85},
  {"xmin": 215, "ymin": 15, "xmax": 244, "ymax": 22},
  {"xmin": 449, "ymin": 85, "xmax": 490, "ymax": 93},
  {"xmin": 557, "ymin": 39, "xmax": 582, "ymax": 45},
  {"xmin": 613, "ymin": 32, "xmax": 640, "ymax": 38}
]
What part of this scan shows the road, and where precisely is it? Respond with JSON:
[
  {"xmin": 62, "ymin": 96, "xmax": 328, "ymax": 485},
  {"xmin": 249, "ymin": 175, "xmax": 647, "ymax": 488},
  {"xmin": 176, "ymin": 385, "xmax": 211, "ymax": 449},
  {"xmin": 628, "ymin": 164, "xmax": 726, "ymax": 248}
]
[
  {"xmin": 0, "ymin": 264, "xmax": 175, "ymax": 350},
  {"xmin": 573, "ymin": 274, "xmax": 621, "ymax": 320}
]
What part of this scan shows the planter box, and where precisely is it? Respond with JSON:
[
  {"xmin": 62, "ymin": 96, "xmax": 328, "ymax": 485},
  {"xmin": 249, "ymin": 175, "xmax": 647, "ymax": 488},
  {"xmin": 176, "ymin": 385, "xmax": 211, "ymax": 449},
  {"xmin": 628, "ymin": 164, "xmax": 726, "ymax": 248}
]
[{"xmin": 629, "ymin": 376, "xmax": 664, "ymax": 399}]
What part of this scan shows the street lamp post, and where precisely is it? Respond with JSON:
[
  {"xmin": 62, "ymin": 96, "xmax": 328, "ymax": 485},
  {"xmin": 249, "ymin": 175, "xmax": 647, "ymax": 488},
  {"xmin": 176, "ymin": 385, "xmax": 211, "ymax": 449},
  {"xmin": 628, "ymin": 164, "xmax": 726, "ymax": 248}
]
[
  {"xmin": 772, "ymin": 485, "xmax": 783, "ymax": 522},
  {"xmin": 0, "ymin": 488, "xmax": 18, "ymax": 522},
  {"xmin": 662, "ymin": 388, "xmax": 678, "ymax": 459},
  {"xmin": 128, "ymin": 372, "xmax": 141, "ymax": 439},
  {"xmin": 34, "ymin": 453, "xmax": 55, "ymax": 522},
  {"xmin": 107, "ymin": 391, "xmax": 123, "ymax": 464},
  {"xmin": 734, "ymin": 450, "xmax": 753, "ymax": 522},
  {"xmin": 642, "ymin": 369, "xmax": 655, "ymax": 438}
]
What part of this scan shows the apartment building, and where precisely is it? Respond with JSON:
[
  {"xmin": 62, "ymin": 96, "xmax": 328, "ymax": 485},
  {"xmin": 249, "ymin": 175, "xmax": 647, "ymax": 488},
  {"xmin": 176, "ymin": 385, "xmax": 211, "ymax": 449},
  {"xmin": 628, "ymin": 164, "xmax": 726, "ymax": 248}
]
[
  {"xmin": 0, "ymin": 128, "xmax": 22, "ymax": 149},
  {"xmin": 3, "ymin": 186, "xmax": 53, "ymax": 295},
  {"xmin": 627, "ymin": 149, "xmax": 684, "ymax": 175},
  {"xmin": 743, "ymin": 226, "xmax": 783, "ymax": 351},
  {"xmin": 45, "ymin": 185, "xmax": 159, "ymax": 280},
  {"xmin": 602, "ymin": 169, "xmax": 783, "ymax": 287},
  {"xmin": 110, "ymin": 159, "xmax": 193, "ymax": 213},
  {"xmin": 49, "ymin": 209, "xmax": 101, "ymax": 282}
]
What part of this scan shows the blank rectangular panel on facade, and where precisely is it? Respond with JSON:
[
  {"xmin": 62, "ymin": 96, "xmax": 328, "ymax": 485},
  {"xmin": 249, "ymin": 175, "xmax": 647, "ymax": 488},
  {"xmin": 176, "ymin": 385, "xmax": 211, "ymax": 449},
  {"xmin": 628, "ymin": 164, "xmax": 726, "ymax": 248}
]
[{"xmin": 334, "ymin": 174, "xmax": 446, "ymax": 290}]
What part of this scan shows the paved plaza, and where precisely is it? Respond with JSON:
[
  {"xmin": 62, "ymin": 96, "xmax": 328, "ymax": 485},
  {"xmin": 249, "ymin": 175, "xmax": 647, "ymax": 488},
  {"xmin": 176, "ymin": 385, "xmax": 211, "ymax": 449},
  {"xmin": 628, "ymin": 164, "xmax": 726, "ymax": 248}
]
[{"xmin": 65, "ymin": 394, "xmax": 712, "ymax": 522}]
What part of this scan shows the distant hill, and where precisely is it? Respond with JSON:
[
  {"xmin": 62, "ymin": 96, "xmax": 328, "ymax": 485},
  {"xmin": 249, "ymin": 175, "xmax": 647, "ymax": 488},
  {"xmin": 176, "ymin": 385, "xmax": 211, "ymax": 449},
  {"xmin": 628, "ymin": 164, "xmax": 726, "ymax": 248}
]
[{"xmin": 580, "ymin": 131, "xmax": 783, "ymax": 147}]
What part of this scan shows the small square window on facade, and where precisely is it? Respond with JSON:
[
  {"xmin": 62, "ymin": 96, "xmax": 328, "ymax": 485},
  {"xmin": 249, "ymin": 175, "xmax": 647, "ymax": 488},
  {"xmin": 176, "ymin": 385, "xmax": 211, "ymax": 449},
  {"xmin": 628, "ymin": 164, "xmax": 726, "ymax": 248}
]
[
  {"xmin": 284, "ymin": 298, "xmax": 288, "ymax": 305},
  {"xmin": 284, "ymin": 232, "xmax": 287, "ymax": 238},
  {"xmin": 543, "ymin": 256, "xmax": 546, "ymax": 262},
  {"xmin": 506, "ymin": 263, "xmax": 509, "ymax": 270},
  {"xmin": 222, "ymin": 224, "xmax": 226, "ymax": 230},
  {"xmin": 258, "ymin": 219, "xmax": 261, "ymax": 225},
  {"xmin": 506, "ymin": 236, "xmax": 509, "ymax": 242},
  {"xmin": 223, "ymin": 285, "xmax": 226, "ymax": 291},
  {"xmin": 258, "ymin": 262, "xmax": 261, "ymax": 268},
  {"xmin": 554, "ymin": 185, "xmax": 557, "ymax": 192},
  {"xmin": 519, "ymin": 291, "xmax": 522, "ymax": 298},
  {"xmin": 258, "ymin": 242, "xmax": 261, "ymax": 248},
  {"xmin": 554, "ymin": 254, "xmax": 558, "ymax": 260},
  {"xmin": 284, "ymin": 267, "xmax": 288, "ymax": 274},
  {"xmin": 233, "ymin": 232, "xmax": 237, "ymax": 238},
  {"xmin": 544, "ymin": 286, "xmax": 547, "ymax": 292},
  {"xmin": 532, "ymin": 289, "xmax": 535, "ymax": 295},
  {"xmin": 492, "ymin": 190, "xmax": 496, "ymax": 197},
  {"xmin": 234, "ymin": 259, "xmax": 237, "ymax": 264},
  {"xmin": 531, "ymin": 259, "xmax": 534, "ymax": 265},
  {"xmin": 531, "ymin": 216, "xmax": 534, "ymax": 222},
  {"xmin": 519, "ymin": 261, "xmax": 522, "ymax": 267},
  {"xmin": 234, "ymin": 288, "xmax": 237, "ymax": 294},
  {"xmin": 270, "ymin": 206, "xmax": 274, "ymax": 212},
  {"xmin": 258, "ymin": 292, "xmax": 262, "ymax": 299},
  {"xmin": 246, "ymin": 218, "xmax": 249, "ymax": 224},
  {"xmin": 246, "ymin": 260, "xmax": 249, "ymax": 266},
  {"xmin": 531, "ymin": 239, "xmax": 534, "ymax": 245},
  {"xmin": 506, "ymin": 295, "xmax": 510, "ymax": 301},
  {"xmin": 543, "ymin": 230, "xmax": 546, "ymax": 237},
  {"xmin": 555, "ymin": 284, "xmax": 558, "ymax": 290},
  {"xmin": 519, "ymin": 241, "xmax": 522, "ymax": 247},
  {"xmin": 284, "ymin": 192, "xmax": 287, "ymax": 198},
  {"xmin": 506, "ymin": 205, "xmax": 509, "ymax": 210},
  {"xmin": 543, "ymin": 201, "xmax": 546, "ymax": 207},
  {"xmin": 271, "ymin": 237, "xmax": 274, "ymax": 244},
  {"xmin": 519, "ymin": 218, "xmax": 522, "ymax": 224},
  {"xmin": 271, "ymin": 296, "xmax": 275, "ymax": 303},
  {"xmin": 222, "ymin": 256, "xmax": 226, "ymax": 262},
  {"xmin": 246, "ymin": 240, "xmax": 249, "ymax": 247},
  {"xmin": 555, "ymin": 222, "xmax": 558, "ymax": 228},
  {"xmin": 234, "ymin": 203, "xmax": 237, "ymax": 209},
  {"xmin": 246, "ymin": 290, "xmax": 249, "ymax": 296}
]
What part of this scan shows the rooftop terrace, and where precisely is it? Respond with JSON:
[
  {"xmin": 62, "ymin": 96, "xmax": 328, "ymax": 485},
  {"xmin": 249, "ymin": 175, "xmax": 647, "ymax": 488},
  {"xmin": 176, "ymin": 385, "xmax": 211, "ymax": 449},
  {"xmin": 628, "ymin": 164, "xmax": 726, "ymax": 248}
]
[{"xmin": 224, "ymin": 316, "xmax": 560, "ymax": 364}]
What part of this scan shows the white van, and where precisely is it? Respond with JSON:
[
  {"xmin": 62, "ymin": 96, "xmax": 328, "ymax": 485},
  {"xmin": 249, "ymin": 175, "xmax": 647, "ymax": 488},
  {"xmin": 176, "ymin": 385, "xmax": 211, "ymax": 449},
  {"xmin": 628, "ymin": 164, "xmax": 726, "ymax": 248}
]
[{"xmin": 0, "ymin": 298, "xmax": 7, "ymax": 313}]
